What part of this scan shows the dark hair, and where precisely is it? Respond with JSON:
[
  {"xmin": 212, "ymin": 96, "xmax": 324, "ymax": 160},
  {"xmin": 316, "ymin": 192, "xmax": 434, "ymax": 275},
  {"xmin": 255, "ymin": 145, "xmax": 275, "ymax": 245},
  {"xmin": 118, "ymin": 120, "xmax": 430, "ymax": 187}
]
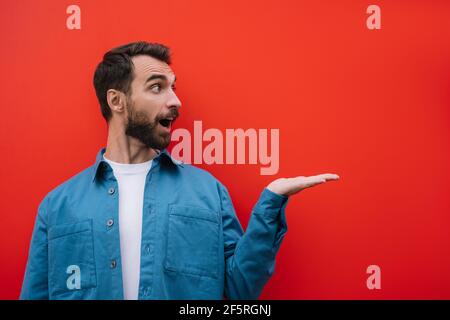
[{"xmin": 93, "ymin": 41, "xmax": 171, "ymax": 121}]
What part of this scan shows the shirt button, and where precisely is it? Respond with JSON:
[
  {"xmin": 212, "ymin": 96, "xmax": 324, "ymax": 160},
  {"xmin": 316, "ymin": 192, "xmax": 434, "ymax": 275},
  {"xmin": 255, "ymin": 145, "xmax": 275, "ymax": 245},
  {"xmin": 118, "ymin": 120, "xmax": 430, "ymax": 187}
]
[
  {"xmin": 110, "ymin": 260, "xmax": 117, "ymax": 269},
  {"xmin": 108, "ymin": 187, "xmax": 115, "ymax": 195},
  {"xmin": 107, "ymin": 219, "xmax": 114, "ymax": 227}
]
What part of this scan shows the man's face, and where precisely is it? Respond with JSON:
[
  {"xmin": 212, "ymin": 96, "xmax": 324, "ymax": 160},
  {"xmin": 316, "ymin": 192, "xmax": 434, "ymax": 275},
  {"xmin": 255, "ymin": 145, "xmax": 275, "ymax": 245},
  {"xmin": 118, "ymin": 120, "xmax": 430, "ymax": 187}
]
[{"xmin": 124, "ymin": 55, "xmax": 181, "ymax": 150}]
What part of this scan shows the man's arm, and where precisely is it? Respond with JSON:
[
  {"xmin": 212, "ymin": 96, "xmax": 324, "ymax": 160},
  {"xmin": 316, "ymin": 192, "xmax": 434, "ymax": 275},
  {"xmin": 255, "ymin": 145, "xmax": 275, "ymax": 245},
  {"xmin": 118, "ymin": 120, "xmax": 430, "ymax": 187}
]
[
  {"xmin": 221, "ymin": 173, "xmax": 339, "ymax": 300},
  {"xmin": 20, "ymin": 197, "xmax": 49, "ymax": 300},
  {"xmin": 220, "ymin": 184, "xmax": 289, "ymax": 300}
]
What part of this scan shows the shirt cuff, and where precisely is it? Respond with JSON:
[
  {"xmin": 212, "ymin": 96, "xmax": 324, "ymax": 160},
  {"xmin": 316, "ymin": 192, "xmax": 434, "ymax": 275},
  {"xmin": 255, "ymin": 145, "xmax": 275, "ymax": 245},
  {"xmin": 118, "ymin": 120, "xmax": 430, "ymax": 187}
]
[{"xmin": 252, "ymin": 187, "xmax": 289, "ymax": 218}]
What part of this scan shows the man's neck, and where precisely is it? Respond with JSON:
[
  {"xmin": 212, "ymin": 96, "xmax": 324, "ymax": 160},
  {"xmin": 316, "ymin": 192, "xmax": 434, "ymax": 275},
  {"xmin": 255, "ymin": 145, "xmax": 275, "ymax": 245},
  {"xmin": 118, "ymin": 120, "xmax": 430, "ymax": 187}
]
[{"xmin": 104, "ymin": 125, "xmax": 158, "ymax": 164}]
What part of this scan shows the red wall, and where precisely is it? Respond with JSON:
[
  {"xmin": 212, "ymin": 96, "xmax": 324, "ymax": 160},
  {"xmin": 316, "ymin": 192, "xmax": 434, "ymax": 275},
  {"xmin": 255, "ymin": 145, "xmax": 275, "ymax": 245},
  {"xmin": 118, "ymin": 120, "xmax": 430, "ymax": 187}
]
[{"xmin": 1, "ymin": 0, "xmax": 450, "ymax": 299}]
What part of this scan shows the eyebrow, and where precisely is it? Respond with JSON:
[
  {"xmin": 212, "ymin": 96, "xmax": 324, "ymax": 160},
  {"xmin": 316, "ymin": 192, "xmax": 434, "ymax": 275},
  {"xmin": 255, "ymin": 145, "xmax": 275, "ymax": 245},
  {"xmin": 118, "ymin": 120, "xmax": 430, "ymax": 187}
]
[{"xmin": 144, "ymin": 74, "xmax": 176, "ymax": 85}]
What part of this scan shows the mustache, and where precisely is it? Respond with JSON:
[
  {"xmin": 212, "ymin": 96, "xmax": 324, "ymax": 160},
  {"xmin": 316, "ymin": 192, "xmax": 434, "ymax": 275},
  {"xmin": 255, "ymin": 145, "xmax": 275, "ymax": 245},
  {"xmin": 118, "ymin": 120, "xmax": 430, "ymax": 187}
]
[{"xmin": 156, "ymin": 109, "xmax": 180, "ymax": 122}]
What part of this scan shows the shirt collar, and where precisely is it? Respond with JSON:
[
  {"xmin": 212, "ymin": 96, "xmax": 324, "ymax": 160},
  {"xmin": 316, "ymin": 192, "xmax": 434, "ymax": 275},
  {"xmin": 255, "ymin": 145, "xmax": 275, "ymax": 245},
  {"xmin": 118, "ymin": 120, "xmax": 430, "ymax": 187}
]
[{"xmin": 91, "ymin": 147, "xmax": 183, "ymax": 183}]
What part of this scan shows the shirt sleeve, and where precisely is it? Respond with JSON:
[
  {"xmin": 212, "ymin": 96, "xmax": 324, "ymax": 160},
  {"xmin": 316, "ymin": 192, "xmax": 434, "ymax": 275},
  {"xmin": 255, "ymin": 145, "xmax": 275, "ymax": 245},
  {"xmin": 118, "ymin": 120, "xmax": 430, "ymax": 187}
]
[
  {"xmin": 20, "ymin": 197, "xmax": 50, "ymax": 300},
  {"xmin": 219, "ymin": 183, "xmax": 289, "ymax": 300}
]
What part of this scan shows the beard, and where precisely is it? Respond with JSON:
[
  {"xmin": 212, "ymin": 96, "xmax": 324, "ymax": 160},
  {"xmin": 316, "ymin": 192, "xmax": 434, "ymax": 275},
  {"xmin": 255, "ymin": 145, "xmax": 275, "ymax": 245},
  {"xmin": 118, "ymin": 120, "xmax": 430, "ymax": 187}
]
[{"xmin": 125, "ymin": 99, "xmax": 178, "ymax": 151}]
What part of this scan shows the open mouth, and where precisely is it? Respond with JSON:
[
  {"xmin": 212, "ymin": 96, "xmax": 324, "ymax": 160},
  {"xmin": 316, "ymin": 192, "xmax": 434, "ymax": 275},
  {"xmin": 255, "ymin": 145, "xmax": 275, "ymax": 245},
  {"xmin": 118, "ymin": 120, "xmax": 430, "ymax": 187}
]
[{"xmin": 159, "ymin": 119, "xmax": 171, "ymax": 128}]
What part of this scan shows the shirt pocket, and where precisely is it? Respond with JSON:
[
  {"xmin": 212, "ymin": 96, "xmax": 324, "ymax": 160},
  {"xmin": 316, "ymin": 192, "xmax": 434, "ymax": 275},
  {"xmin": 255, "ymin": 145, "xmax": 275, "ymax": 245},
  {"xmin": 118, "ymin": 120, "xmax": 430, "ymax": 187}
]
[
  {"xmin": 164, "ymin": 204, "xmax": 220, "ymax": 279},
  {"xmin": 48, "ymin": 219, "xmax": 97, "ymax": 296}
]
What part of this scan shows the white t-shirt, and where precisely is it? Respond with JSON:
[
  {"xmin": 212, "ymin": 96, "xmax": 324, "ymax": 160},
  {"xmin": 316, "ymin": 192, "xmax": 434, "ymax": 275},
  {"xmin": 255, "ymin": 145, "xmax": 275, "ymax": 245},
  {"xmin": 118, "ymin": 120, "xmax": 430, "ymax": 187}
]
[{"xmin": 103, "ymin": 154, "xmax": 153, "ymax": 300}]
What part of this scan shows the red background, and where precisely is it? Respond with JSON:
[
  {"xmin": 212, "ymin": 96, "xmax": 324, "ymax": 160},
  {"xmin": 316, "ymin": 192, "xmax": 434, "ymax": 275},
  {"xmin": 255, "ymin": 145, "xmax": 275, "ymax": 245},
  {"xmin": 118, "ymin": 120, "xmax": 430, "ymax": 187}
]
[{"xmin": 1, "ymin": 0, "xmax": 450, "ymax": 299}]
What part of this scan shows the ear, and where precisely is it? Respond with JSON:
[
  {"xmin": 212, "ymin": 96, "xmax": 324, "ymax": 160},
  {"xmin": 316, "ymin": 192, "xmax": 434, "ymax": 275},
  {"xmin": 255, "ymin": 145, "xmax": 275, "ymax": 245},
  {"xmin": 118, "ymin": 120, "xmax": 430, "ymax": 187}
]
[{"xmin": 106, "ymin": 89, "xmax": 126, "ymax": 115}]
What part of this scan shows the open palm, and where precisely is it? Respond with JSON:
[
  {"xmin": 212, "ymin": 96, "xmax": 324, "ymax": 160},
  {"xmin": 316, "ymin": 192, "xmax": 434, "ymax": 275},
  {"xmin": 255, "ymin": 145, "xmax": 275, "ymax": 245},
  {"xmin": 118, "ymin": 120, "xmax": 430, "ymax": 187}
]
[{"xmin": 267, "ymin": 173, "xmax": 340, "ymax": 197}]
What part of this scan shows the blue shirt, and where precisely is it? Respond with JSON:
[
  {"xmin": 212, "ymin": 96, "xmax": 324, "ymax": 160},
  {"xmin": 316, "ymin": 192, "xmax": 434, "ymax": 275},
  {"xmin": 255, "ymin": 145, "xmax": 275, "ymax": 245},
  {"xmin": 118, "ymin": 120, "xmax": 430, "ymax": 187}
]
[{"xmin": 20, "ymin": 147, "xmax": 289, "ymax": 300}]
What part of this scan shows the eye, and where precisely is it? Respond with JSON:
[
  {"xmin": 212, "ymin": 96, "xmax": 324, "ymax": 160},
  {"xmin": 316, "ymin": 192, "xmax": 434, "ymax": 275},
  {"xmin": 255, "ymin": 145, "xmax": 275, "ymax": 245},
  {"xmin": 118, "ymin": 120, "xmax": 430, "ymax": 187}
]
[{"xmin": 150, "ymin": 83, "xmax": 162, "ymax": 93}]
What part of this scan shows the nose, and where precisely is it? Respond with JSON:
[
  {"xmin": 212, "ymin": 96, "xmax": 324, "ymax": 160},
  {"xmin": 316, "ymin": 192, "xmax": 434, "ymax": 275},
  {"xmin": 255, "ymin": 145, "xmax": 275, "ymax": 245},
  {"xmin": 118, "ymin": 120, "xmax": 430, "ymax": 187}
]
[{"xmin": 167, "ymin": 90, "xmax": 182, "ymax": 111}]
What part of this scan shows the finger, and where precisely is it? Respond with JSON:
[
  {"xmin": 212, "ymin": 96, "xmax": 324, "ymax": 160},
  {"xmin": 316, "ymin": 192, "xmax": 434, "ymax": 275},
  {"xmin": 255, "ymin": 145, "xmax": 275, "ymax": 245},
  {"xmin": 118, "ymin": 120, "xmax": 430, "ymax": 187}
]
[
  {"xmin": 312, "ymin": 177, "xmax": 327, "ymax": 185},
  {"xmin": 314, "ymin": 173, "xmax": 340, "ymax": 181},
  {"xmin": 301, "ymin": 176, "xmax": 327, "ymax": 188},
  {"xmin": 290, "ymin": 175, "xmax": 338, "ymax": 190},
  {"xmin": 291, "ymin": 176, "xmax": 327, "ymax": 186}
]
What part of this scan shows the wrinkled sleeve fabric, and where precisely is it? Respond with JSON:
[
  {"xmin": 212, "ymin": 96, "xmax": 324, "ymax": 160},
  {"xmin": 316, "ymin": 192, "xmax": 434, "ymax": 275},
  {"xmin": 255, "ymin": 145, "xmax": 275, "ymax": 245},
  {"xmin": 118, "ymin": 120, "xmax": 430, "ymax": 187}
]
[
  {"xmin": 220, "ymin": 184, "xmax": 289, "ymax": 300},
  {"xmin": 20, "ymin": 197, "xmax": 49, "ymax": 300}
]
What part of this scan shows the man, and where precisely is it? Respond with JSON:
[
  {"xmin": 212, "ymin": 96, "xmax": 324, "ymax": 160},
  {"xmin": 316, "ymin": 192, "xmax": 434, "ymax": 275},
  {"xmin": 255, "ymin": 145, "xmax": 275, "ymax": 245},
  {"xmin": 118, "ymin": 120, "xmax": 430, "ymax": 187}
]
[{"xmin": 20, "ymin": 41, "xmax": 339, "ymax": 300}]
